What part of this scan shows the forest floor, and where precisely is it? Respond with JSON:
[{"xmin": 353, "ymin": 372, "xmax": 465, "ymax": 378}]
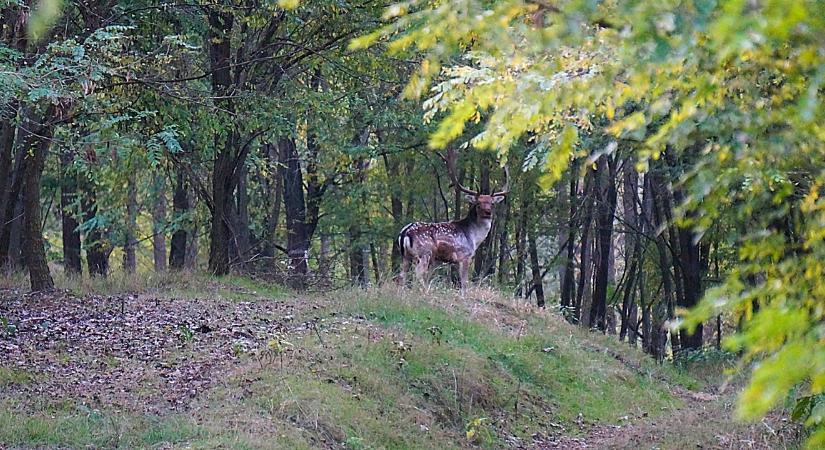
[{"xmin": 0, "ymin": 273, "xmax": 802, "ymax": 449}]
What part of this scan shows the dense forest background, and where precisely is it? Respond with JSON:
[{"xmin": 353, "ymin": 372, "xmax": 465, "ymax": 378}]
[{"xmin": 1, "ymin": 0, "xmax": 824, "ymax": 447}]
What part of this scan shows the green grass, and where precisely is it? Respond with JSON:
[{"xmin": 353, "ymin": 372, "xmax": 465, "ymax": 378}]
[
  {"xmin": 340, "ymin": 290, "xmax": 681, "ymax": 426},
  {"xmin": 0, "ymin": 268, "xmax": 288, "ymax": 302},
  {"xmin": 0, "ymin": 401, "xmax": 202, "ymax": 449},
  {"xmin": 0, "ymin": 367, "xmax": 34, "ymax": 387},
  {"xmin": 0, "ymin": 275, "xmax": 713, "ymax": 449},
  {"xmin": 191, "ymin": 287, "xmax": 686, "ymax": 449}
]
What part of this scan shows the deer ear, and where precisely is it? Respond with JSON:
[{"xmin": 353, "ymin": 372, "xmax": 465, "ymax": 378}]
[
  {"xmin": 464, "ymin": 193, "xmax": 478, "ymax": 204},
  {"xmin": 492, "ymin": 195, "xmax": 506, "ymax": 204}
]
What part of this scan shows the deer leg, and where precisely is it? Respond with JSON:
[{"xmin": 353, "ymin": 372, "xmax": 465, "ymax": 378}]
[
  {"xmin": 399, "ymin": 256, "xmax": 411, "ymax": 287},
  {"xmin": 458, "ymin": 259, "xmax": 471, "ymax": 295},
  {"xmin": 415, "ymin": 255, "xmax": 431, "ymax": 291}
]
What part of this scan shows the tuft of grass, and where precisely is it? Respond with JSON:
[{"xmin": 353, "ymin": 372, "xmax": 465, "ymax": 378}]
[
  {"xmin": 219, "ymin": 274, "xmax": 287, "ymax": 299},
  {"xmin": 0, "ymin": 367, "xmax": 34, "ymax": 386},
  {"xmin": 673, "ymin": 347, "xmax": 739, "ymax": 388}
]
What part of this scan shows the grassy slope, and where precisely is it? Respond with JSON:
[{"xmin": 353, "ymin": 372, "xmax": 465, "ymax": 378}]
[{"xmin": 0, "ymin": 274, "xmax": 738, "ymax": 449}]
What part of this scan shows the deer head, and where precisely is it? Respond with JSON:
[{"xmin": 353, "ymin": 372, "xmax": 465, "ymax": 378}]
[{"xmin": 439, "ymin": 148, "xmax": 510, "ymax": 220}]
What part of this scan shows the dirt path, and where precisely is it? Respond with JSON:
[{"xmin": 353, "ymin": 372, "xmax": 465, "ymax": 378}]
[{"xmin": 534, "ymin": 379, "xmax": 800, "ymax": 449}]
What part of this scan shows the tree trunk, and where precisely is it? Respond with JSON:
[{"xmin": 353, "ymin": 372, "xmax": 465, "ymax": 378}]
[
  {"xmin": 184, "ymin": 181, "xmax": 199, "ymax": 270},
  {"xmin": 647, "ymin": 172, "xmax": 674, "ymax": 361},
  {"xmin": 83, "ymin": 180, "xmax": 109, "ymax": 277},
  {"xmin": 262, "ymin": 142, "xmax": 282, "ymax": 258},
  {"xmin": 383, "ymin": 154, "xmax": 404, "ymax": 274},
  {"xmin": 7, "ymin": 200, "xmax": 23, "ymax": 270},
  {"xmin": 207, "ymin": 7, "xmax": 235, "ymax": 276},
  {"xmin": 619, "ymin": 163, "xmax": 640, "ymax": 343},
  {"xmin": 60, "ymin": 147, "xmax": 82, "ymax": 276},
  {"xmin": 232, "ymin": 163, "xmax": 251, "ymax": 267},
  {"xmin": 370, "ymin": 243, "xmax": 381, "ymax": 283},
  {"xmin": 672, "ymin": 186, "xmax": 704, "ymax": 350},
  {"xmin": 589, "ymin": 156, "xmax": 618, "ymax": 332},
  {"xmin": 560, "ymin": 173, "xmax": 578, "ymax": 320},
  {"xmin": 528, "ymin": 226, "xmax": 545, "ymax": 308},
  {"xmin": 349, "ymin": 223, "xmax": 367, "ymax": 287},
  {"xmin": 514, "ymin": 180, "xmax": 528, "ymax": 296},
  {"xmin": 474, "ymin": 164, "xmax": 491, "ymax": 279},
  {"xmin": 169, "ymin": 165, "xmax": 189, "ymax": 270},
  {"xmin": 20, "ymin": 108, "xmax": 56, "ymax": 291},
  {"xmin": 152, "ymin": 173, "xmax": 167, "ymax": 272},
  {"xmin": 0, "ymin": 109, "xmax": 17, "ymax": 268},
  {"xmin": 497, "ymin": 198, "xmax": 510, "ymax": 285},
  {"xmin": 123, "ymin": 169, "xmax": 137, "ymax": 274},
  {"xmin": 449, "ymin": 162, "xmax": 466, "ymax": 287},
  {"xmin": 575, "ymin": 171, "xmax": 595, "ymax": 324},
  {"xmin": 319, "ymin": 233, "xmax": 331, "ymax": 277},
  {"xmin": 279, "ymin": 137, "xmax": 310, "ymax": 287},
  {"xmin": 0, "ymin": 136, "xmax": 26, "ymax": 271}
]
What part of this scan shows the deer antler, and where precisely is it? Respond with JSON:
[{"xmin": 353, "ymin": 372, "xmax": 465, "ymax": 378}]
[
  {"xmin": 493, "ymin": 164, "xmax": 510, "ymax": 197},
  {"xmin": 437, "ymin": 149, "xmax": 479, "ymax": 196}
]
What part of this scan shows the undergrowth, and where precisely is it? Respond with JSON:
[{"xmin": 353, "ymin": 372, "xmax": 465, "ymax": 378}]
[{"xmin": 0, "ymin": 273, "xmax": 713, "ymax": 449}]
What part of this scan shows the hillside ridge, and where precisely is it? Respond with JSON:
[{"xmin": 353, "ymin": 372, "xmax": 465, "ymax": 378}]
[{"xmin": 0, "ymin": 276, "xmax": 799, "ymax": 449}]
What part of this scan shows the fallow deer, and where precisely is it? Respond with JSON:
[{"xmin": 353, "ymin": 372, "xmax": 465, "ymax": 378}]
[{"xmin": 397, "ymin": 151, "xmax": 509, "ymax": 292}]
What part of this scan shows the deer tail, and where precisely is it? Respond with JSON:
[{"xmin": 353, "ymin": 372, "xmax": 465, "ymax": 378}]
[{"xmin": 397, "ymin": 223, "xmax": 415, "ymax": 257}]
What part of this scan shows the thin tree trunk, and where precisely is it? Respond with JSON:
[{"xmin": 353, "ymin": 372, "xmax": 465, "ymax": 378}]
[
  {"xmin": 0, "ymin": 109, "xmax": 17, "ymax": 266},
  {"xmin": 263, "ymin": 142, "xmax": 282, "ymax": 258},
  {"xmin": 0, "ymin": 140, "xmax": 26, "ymax": 270},
  {"xmin": 449, "ymin": 162, "xmax": 466, "ymax": 286},
  {"xmin": 641, "ymin": 280, "xmax": 652, "ymax": 353},
  {"xmin": 514, "ymin": 180, "xmax": 528, "ymax": 296},
  {"xmin": 232, "ymin": 163, "xmax": 251, "ymax": 267},
  {"xmin": 589, "ymin": 156, "xmax": 618, "ymax": 332},
  {"xmin": 575, "ymin": 171, "xmax": 595, "ymax": 325},
  {"xmin": 560, "ymin": 173, "xmax": 578, "ymax": 320},
  {"xmin": 169, "ymin": 165, "xmax": 189, "ymax": 270},
  {"xmin": 383, "ymin": 154, "xmax": 404, "ymax": 274},
  {"xmin": 184, "ymin": 181, "xmax": 199, "ymax": 270},
  {"xmin": 497, "ymin": 198, "xmax": 510, "ymax": 285},
  {"xmin": 647, "ymin": 172, "xmax": 673, "ymax": 361},
  {"xmin": 279, "ymin": 137, "xmax": 310, "ymax": 287},
  {"xmin": 349, "ymin": 223, "xmax": 367, "ymax": 286},
  {"xmin": 619, "ymin": 163, "xmax": 639, "ymax": 341},
  {"xmin": 7, "ymin": 200, "xmax": 23, "ymax": 270},
  {"xmin": 60, "ymin": 147, "xmax": 82, "ymax": 276},
  {"xmin": 123, "ymin": 169, "xmax": 137, "ymax": 274},
  {"xmin": 152, "ymin": 173, "xmax": 167, "ymax": 272},
  {"xmin": 673, "ymin": 185, "xmax": 705, "ymax": 350},
  {"xmin": 474, "ymin": 164, "xmax": 491, "ymax": 279},
  {"xmin": 370, "ymin": 242, "xmax": 381, "ymax": 283},
  {"xmin": 528, "ymin": 226, "xmax": 545, "ymax": 308},
  {"xmin": 83, "ymin": 181, "xmax": 109, "ymax": 277}
]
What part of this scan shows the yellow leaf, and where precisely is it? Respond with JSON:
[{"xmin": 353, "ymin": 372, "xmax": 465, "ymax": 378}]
[{"xmin": 278, "ymin": 0, "xmax": 299, "ymax": 9}]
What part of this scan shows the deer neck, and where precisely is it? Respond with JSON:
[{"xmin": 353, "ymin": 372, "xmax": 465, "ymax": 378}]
[{"xmin": 458, "ymin": 206, "xmax": 493, "ymax": 251}]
